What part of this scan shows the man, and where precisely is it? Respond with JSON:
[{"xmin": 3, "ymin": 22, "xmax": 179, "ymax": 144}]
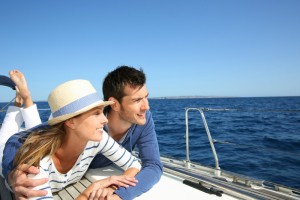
[{"xmin": 5, "ymin": 66, "xmax": 163, "ymax": 200}]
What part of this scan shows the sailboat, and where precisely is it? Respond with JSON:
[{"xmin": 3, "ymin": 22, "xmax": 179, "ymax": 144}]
[{"xmin": 50, "ymin": 107, "xmax": 300, "ymax": 200}]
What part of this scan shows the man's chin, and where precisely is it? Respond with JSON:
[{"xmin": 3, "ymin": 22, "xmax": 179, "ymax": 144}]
[{"xmin": 135, "ymin": 118, "xmax": 146, "ymax": 125}]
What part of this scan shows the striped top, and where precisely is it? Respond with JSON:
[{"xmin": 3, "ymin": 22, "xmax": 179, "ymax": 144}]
[{"xmin": 28, "ymin": 130, "xmax": 141, "ymax": 200}]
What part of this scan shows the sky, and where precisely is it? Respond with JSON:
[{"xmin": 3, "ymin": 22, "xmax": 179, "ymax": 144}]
[{"xmin": 0, "ymin": 0, "xmax": 299, "ymax": 102}]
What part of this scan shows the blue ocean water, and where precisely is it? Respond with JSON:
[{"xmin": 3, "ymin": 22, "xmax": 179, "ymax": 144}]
[
  {"xmin": 1, "ymin": 96, "xmax": 299, "ymax": 189},
  {"xmin": 149, "ymin": 97, "xmax": 300, "ymax": 190}
]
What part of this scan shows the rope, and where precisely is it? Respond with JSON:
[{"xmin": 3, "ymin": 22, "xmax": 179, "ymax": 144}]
[
  {"xmin": 200, "ymin": 108, "xmax": 300, "ymax": 112},
  {"xmin": 0, "ymin": 97, "xmax": 16, "ymax": 112}
]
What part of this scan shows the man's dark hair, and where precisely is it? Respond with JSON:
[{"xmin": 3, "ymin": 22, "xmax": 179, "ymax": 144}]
[{"xmin": 102, "ymin": 65, "xmax": 146, "ymax": 102}]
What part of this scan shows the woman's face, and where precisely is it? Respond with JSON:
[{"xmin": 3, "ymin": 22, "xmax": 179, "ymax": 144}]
[{"xmin": 71, "ymin": 106, "xmax": 108, "ymax": 141}]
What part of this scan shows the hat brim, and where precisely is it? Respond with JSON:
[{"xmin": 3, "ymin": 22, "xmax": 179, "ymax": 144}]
[{"xmin": 48, "ymin": 100, "xmax": 113, "ymax": 126}]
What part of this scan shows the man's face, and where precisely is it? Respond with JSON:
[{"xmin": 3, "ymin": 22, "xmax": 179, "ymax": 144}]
[{"xmin": 118, "ymin": 84, "xmax": 150, "ymax": 125}]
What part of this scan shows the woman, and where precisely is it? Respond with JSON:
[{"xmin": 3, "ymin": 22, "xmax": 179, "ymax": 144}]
[{"xmin": 0, "ymin": 70, "xmax": 140, "ymax": 200}]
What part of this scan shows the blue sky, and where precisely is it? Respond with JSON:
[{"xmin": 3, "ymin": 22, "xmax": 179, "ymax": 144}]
[{"xmin": 1, "ymin": 0, "xmax": 299, "ymax": 102}]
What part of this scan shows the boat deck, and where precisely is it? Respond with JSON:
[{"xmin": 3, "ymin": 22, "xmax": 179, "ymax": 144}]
[
  {"xmin": 1, "ymin": 159, "xmax": 300, "ymax": 200},
  {"xmin": 53, "ymin": 177, "xmax": 92, "ymax": 200},
  {"xmin": 51, "ymin": 165, "xmax": 237, "ymax": 200}
]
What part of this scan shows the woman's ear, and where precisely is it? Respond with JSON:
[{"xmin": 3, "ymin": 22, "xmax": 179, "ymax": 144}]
[
  {"xmin": 65, "ymin": 119, "xmax": 75, "ymax": 129},
  {"xmin": 108, "ymin": 97, "xmax": 120, "ymax": 111}
]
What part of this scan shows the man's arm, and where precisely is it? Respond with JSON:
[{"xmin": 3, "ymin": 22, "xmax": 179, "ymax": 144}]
[
  {"xmin": 2, "ymin": 126, "xmax": 49, "ymax": 200},
  {"xmin": 114, "ymin": 111, "xmax": 163, "ymax": 200}
]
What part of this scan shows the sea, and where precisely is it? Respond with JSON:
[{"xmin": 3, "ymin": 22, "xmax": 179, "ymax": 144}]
[{"xmin": 1, "ymin": 96, "xmax": 300, "ymax": 190}]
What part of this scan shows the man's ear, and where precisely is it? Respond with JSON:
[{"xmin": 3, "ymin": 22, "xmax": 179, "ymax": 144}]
[{"xmin": 108, "ymin": 97, "xmax": 120, "ymax": 111}]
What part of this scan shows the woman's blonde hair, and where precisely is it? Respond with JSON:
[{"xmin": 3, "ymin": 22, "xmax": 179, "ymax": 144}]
[{"xmin": 13, "ymin": 123, "xmax": 65, "ymax": 171}]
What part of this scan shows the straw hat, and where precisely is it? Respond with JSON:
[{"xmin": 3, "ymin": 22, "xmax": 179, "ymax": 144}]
[{"xmin": 47, "ymin": 79, "xmax": 113, "ymax": 125}]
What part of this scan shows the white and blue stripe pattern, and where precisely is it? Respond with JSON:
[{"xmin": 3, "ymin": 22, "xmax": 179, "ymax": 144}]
[
  {"xmin": 28, "ymin": 131, "xmax": 141, "ymax": 199},
  {"xmin": 52, "ymin": 93, "xmax": 101, "ymax": 118}
]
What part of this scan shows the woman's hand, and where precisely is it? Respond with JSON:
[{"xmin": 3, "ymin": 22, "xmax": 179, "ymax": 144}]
[
  {"xmin": 88, "ymin": 187, "xmax": 114, "ymax": 200},
  {"xmin": 102, "ymin": 175, "xmax": 138, "ymax": 188},
  {"xmin": 77, "ymin": 175, "xmax": 138, "ymax": 200}
]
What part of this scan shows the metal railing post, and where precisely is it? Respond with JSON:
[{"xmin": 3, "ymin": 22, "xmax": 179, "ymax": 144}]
[
  {"xmin": 185, "ymin": 107, "xmax": 221, "ymax": 176},
  {"xmin": 185, "ymin": 108, "xmax": 190, "ymax": 168}
]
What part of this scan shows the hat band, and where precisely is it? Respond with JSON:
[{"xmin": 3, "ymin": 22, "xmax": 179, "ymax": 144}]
[{"xmin": 52, "ymin": 92, "xmax": 101, "ymax": 118}]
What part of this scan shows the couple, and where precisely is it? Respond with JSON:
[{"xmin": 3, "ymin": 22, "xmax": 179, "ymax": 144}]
[{"xmin": 0, "ymin": 66, "xmax": 163, "ymax": 200}]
